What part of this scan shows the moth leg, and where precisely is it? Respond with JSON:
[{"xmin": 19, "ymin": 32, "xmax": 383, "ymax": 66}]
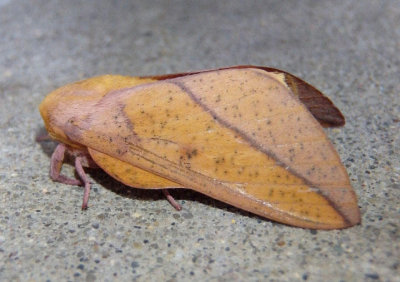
[
  {"xmin": 162, "ymin": 189, "xmax": 182, "ymax": 211},
  {"xmin": 74, "ymin": 156, "xmax": 91, "ymax": 210},
  {"xmin": 50, "ymin": 143, "xmax": 82, "ymax": 186}
]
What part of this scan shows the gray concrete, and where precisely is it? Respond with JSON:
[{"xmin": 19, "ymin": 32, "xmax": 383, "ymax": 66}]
[{"xmin": 0, "ymin": 0, "xmax": 399, "ymax": 281}]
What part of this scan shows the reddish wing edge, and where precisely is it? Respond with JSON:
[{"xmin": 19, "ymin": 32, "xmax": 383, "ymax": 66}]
[{"xmin": 141, "ymin": 65, "xmax": 345, "ymax": 128}]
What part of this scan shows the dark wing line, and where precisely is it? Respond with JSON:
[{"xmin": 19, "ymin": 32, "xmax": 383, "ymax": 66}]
[{"xmin": 170, "ymin": 79, "xmax": 351, "ymax": 226}]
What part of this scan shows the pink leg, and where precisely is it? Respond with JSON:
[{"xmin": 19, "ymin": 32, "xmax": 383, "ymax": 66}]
[
  {"xmin": 162, "ymin": 189, "xmax": 182, "ymax": 211},
  {"xmin": 50, "ymin": 144, "xmax": 81, "ymax": 186},
  {"xmin": 74, "ymin": 157, "xmax": 91, "ymax": 210}
]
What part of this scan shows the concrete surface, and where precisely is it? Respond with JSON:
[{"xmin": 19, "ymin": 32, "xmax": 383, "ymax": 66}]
[{"xmin": 1, "ymin": 0, "xmax": 399, "ymax": 281}]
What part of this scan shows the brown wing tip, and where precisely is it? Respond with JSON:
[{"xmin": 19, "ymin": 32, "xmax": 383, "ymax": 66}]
[
  {"xmin": 340, "ymin": 204, "xmax": 362, "ymax": 228},
  {"xmin": 304, "ymin": 205, "xmax": 361, "ymax": 230}
]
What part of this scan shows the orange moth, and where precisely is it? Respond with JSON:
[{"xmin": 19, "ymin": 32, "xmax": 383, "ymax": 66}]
[{"xmin": 39, "ymin": 65, "xmax": 361, "ymax": 229}]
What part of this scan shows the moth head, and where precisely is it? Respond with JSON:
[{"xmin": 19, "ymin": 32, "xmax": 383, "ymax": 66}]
[
  {"xmin": 39, "ymin": 75, "xmax": 153, "ymax": 148},
  {"xmin": 39, "ymin": 77, "xmax": 110, "ymax": 148}
]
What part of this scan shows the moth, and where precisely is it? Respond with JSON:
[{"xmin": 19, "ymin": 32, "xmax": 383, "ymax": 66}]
[{"xmin": 39, "ymin": 66, "xmax": 361, "ymax": 229}]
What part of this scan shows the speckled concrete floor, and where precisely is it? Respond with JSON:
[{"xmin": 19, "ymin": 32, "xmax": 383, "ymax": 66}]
[{"xmin": 1, "ymin": 0, "xmax": 399, "ymax": 281}]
